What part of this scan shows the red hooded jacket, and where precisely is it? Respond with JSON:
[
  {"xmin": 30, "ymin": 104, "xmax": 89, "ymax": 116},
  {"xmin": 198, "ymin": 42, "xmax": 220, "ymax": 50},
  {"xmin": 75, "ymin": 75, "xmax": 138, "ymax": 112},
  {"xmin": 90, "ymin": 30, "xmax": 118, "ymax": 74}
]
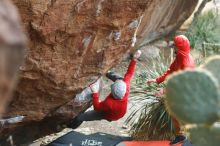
[
  {"xmin": 156, "ymin": 35, "xmax": 196, "ymax": 84},
  {"xmin": 92, "ymin": 59, "xmax": 136, "ymax": 121}
]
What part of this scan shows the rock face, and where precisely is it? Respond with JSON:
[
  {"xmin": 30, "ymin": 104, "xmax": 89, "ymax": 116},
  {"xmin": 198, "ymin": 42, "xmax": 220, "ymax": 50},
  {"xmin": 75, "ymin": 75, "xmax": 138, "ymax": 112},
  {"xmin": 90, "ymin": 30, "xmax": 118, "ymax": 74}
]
[
  {"xmin": 137, "ymin": 0, "xmax": 199, "ymax": 47},
  {"xmin": 1, "ymin": 0, "xmax": 198, "ymax": 144},
  {"xmin": 0, "ymin": 0, "xmax": 25, "ymax": 116}
]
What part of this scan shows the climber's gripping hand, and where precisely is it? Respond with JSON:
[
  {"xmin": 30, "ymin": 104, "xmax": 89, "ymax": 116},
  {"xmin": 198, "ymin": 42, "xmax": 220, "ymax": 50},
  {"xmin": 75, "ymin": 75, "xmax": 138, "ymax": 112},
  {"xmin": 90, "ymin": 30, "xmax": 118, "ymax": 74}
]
[
  {"xmin": 133, "ymin": 50, "xmax": 142, "ymax": 61},
  {"xmin": 90, "ymin": 82, "xmax": 99, "ymax": 93}
]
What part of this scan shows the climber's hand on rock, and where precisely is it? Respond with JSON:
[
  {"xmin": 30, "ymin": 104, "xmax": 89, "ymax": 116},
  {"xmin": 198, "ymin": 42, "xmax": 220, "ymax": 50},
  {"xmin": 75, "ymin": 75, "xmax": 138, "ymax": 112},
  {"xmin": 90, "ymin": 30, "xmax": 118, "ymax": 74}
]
[
  {"xmin": 133, "ymin": 50, "xmax": 142, "ymax": 60},
  {"xmin": 90, "ymin": 83, "xmax": 99, "ymax": 93}
]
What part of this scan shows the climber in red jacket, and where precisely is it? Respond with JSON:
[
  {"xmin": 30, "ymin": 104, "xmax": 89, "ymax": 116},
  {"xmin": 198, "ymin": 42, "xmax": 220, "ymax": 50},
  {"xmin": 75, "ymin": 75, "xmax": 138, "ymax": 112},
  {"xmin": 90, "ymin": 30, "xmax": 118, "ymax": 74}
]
[
  {"xmin": 68, "ymin": 50, "xmax": 141, "ymax": 129},
  {"xmin": 147, "ymin": 35, "xmax": 195, "ymax": 145}
]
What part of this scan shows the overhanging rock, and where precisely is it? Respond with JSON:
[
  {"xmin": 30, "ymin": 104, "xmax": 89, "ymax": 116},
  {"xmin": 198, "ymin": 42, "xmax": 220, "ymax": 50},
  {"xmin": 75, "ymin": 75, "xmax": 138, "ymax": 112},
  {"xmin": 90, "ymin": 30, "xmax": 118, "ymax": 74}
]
[{"xmin": 1, "ymin": 0, "xmax": 198, "ymax": 145}]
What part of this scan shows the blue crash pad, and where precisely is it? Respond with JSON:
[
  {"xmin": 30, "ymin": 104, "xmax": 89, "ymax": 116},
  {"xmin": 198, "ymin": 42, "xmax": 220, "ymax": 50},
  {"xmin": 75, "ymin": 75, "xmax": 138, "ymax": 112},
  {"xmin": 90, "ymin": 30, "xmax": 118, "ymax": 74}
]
[{"xmin": 47, "ymin": 131, "xmax": 131, "ymax": 146}]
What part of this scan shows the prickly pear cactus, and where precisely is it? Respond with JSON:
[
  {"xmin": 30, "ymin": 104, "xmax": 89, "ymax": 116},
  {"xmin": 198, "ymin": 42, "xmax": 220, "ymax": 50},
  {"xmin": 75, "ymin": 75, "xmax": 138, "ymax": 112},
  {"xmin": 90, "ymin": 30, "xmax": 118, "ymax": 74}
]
[
  {"xmin": 165, "ymin": 55, "xmax": 220, "ymax": 146},
  {"xmin": 201, "ymin": 56, "xmax": 220, "ymax": 85},
  {"xmin": 166, "ymin": 70, "xmax": 220, "ymax": 124}
]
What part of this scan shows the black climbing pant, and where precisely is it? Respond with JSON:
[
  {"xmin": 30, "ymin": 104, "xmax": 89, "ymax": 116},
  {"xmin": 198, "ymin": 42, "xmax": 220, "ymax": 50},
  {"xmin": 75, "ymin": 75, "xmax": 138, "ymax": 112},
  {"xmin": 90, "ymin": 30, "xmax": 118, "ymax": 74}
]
[{"xmin": 78, "ymin": 110, "xmax": 105, "ymax": 121}]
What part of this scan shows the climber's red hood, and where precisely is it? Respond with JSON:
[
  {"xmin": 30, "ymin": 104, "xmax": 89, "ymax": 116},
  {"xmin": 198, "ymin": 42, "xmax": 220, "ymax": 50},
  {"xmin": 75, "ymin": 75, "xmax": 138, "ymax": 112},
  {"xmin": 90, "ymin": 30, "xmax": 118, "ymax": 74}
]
[{"xmin": 174, "ymin": 35, "xmax": 190, "ymax": 56}]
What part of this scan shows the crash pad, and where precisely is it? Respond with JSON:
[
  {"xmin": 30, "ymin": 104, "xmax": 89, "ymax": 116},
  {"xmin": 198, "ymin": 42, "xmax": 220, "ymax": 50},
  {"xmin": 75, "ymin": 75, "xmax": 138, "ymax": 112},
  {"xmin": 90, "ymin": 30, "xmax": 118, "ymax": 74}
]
[
  {"xmin": 116, "ymin": 139, "xmax": 193, "ymax": 146},
  {"xmin": 47, "ymin": 131, "xmax": 131, "ymax": 146}
]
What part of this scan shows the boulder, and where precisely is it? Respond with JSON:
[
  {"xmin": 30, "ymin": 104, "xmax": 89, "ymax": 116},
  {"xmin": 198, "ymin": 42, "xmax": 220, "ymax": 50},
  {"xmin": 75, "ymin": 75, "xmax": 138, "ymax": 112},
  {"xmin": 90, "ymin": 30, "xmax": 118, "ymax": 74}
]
[{"xmin": 1, "ymin": 0, "xmax": 198, "ymax": 144}]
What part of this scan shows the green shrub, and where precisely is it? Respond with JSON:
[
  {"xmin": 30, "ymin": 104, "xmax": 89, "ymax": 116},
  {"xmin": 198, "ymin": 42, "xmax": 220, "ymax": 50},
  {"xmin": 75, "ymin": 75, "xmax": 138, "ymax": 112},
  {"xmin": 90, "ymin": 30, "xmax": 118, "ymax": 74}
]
[
  {"xmin": 126, "ymin": 53, "xmax": 176, "ymax": 140},
  {"xmin": 185, "ymin": 10, "xmax": 220, "ymax": 55}
]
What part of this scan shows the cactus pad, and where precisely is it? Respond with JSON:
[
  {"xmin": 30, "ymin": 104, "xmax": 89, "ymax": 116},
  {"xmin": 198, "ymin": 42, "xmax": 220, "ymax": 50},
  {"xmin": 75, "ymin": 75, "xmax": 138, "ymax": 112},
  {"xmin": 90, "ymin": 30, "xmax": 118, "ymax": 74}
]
[
  {"xmin": 165, "ymin": 70, "xmax": 220, "ymax": 124},
  {"xmin": 201, "ymin": 55, "xmax": 220, "ymax": 85}
]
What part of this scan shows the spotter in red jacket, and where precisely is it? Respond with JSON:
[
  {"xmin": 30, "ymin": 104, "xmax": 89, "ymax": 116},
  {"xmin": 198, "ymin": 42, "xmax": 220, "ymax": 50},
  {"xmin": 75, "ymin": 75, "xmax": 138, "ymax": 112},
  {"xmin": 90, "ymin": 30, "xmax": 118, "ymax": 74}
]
[{"xmin": 156, "ymin": 35, "xmax": 196, "ymax": 84}]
